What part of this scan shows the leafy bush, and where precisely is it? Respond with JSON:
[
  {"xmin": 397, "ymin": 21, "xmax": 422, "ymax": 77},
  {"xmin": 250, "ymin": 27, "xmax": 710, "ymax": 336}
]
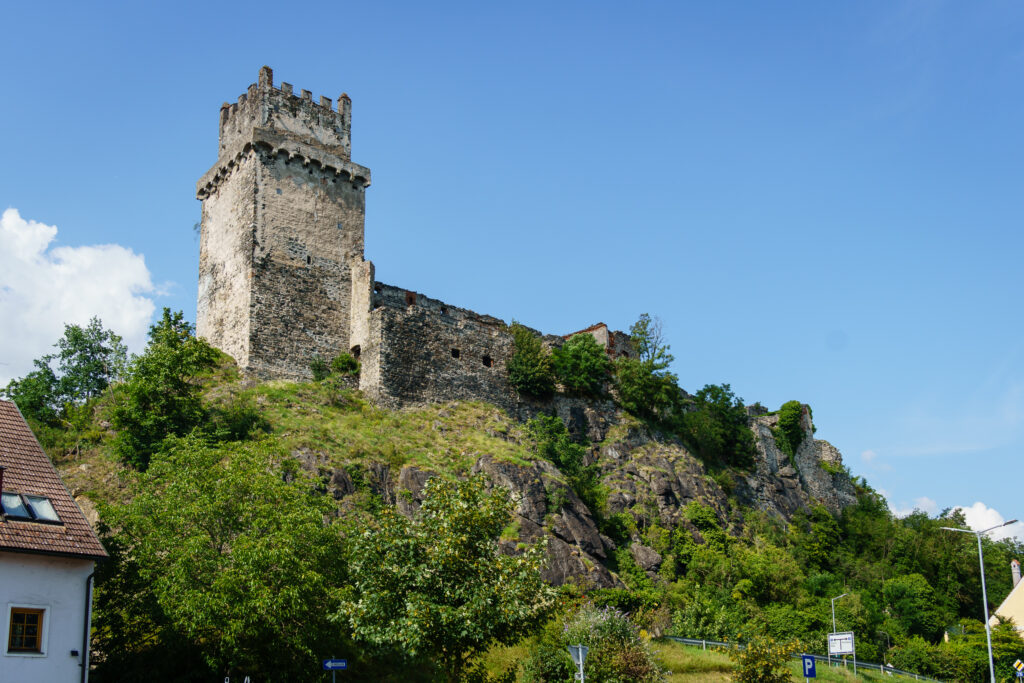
[
  {"xmin": 552, "ymin": 333, "xmax": 611, "ymax": 397},
  {"xmin": 309, "ymin": 355, "xmax": 330, "ymax": 381},
  {"xmin": 525, "ymin": 602, "xmax": 664, "ymax": 683},
  {"xmin": 775, "ymin": 400, "xmax": 805, "ymax": 456},
  {"xmin": 678, "ymin": 384, "xmax": 756, "ymax": 469},
  {"xmin": 330, "ymin": 352, "xmax": 360, "ymax": 375},
  {"xmin": 728, "ymin": 636, "xmax": 797, "ymax": 683},
  {"xmin": 528, "ymin": 416, "xmax": 605, "ymax": 517},
  {"xmin": 507, "ymin": 323, "xmax": 555, "ymax": 398},
  {"xmin": 562, "ymin": 603, "xmax": 664, "ymax": 682}
]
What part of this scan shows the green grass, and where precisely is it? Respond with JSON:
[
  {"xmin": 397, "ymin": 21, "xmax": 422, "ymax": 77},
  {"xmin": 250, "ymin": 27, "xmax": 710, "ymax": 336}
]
[{"xmin": 656, "ymin": 639, "xmax": 933, "ymax": 682}]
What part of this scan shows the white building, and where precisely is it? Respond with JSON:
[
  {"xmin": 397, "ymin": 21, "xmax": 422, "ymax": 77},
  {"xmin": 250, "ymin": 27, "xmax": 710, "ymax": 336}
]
[{"xmin": 0, "ymin": 400, "xmax": 107, "ymax": 681}]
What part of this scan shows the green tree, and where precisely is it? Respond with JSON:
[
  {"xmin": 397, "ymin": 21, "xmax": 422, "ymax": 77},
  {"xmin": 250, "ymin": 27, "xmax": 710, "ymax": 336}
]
[
  {"xmin": 2, "ymin": 360, "xmax": 59, "ymax": 426},
  {"xmin": 615, "ymin": 314, "xmax": 682, "ymax": 424},
  {"xmin": 883, "ymin": 573, "xmax": 946, "ymax": 640},
  {"xmin": 337, "ymin": 475, "xmax": 555, "ymax": 682},
  {"xmin": 773, "ymin": 400, "xmax": 806, "ymax": 457},
  {"xmin": 678, "ymin": 384, "xmax": 756, "ymax": 469},
  {"xmin": 109, "ymin": 309, "xmax": 219, "ymax": 469},
  {"xmin": 2, "ymin": 316, "xmax": 126, "ymax": 424},
  {"xmin": 53, "ymin": 316, "xmax": 127, "ymax": 402},
  {"xmin": 93, "ymin": 436, "xmax": 348, "ymax": 680},
  {"xmin": 507, "ymin": 323, "xmax": 556, "ymax": 398},
  {"xmin": 553, "ymin": 333, "xmax": 611, "ymax": 397}
]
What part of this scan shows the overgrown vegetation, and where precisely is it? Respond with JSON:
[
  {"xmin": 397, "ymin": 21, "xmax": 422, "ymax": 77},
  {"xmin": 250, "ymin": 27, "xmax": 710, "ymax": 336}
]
[
  {"xmin": 552, "ymin": 332, "xmax": 612, "ymax": 397},
  {"xmin": 8, "ymin": 309, "xmax": 1024, "ymax": 682},
  {"xmin": 507, "ymin": 323, "xmax": 556, "ymax": 398}
]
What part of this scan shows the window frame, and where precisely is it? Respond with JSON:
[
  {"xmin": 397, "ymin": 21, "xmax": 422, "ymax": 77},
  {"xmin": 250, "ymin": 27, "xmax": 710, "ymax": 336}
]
[
  {"xmin": 5, "ymin": 604, "xmax": 49, "ymax": 657},
  {"xmin": 0, "ymin": 492, "xmax": 62, "ymax": 525}
]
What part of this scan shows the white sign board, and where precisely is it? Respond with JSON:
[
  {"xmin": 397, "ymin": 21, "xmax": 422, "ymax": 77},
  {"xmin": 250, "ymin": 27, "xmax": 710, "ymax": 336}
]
[{"xmin": 828, "ymin": 631, "xmax": 855, "ymax": 656}]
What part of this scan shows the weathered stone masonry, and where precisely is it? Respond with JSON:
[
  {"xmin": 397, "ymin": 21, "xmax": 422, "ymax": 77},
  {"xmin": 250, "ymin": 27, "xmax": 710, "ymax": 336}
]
[{"xmin": 197, "ymin": 67, "xmax": 627, "ymax": 407}]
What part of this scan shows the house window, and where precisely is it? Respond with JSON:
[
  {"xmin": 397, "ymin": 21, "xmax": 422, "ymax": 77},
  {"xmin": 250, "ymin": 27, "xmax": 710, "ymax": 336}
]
[
  {"xmin": 1, "ymin": 493, "xmax": 60, "ymax": 523},
  {"xmin": 8, "ymin": 608, "xmax": 44, "ymax": 653}
]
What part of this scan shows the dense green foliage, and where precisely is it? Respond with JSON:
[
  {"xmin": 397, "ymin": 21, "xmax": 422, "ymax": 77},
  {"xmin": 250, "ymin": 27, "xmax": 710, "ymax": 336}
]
[
  {"xmin": 773, "ymin": 399, "xmax": 806, "ymax": 457},
  {"xmin": 728, "ymin": 636, "xmax": 797, "ymax": 683},
  {"xmin": 93, "ymin": 436, "xmax": 348, "ymax": 680},
  {"xmin": 108, "ymin": 309, "xmax": 219, "ymax": 468},
  {"xmin": 614, "ymin": 314, "xmax": 682, "ymax": 424},
  {"xmin": 552, "ymin": 333, "xmax": 611, "ymax": 397},
  {"xmin": 528, "ymin": 415, "xmax": 605, "ymax": 516},
  {"xmin": 678, "ymin": 383, "xmax": 757, "ymax": 469},
  {"xmin": 523, "ymin": 602, "xmax": 664, "ymax": 682},
  {"xmin": 3, "ymin": 316, "xmax": 126, "ymax": 429},
  {"xmin": 337, "ymin": 476, "xmax": 555, "ymax": 682},
  {"xmin": 507, "ymin": 323, "xmax": 556, "ymax": 398}
]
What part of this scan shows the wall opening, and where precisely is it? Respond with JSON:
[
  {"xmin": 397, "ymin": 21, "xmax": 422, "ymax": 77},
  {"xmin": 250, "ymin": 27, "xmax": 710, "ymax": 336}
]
[
  {"xmin": 405, "ymin": 291, "xmax": 417, "ymax": 306},
  {"xmin": 351, "ymin": 345, "xmax": 361, "ymax": 359},
  {"xmin": 451, "ymin": 348, "xmax": 460, "ymax": 359},
  {"xmin": 306, "ymin": 255, "xmax": 312, "ymax": 265},
  {"xmin": 482, "ymin": 355, "xmax": 492, "ymax": 368}
]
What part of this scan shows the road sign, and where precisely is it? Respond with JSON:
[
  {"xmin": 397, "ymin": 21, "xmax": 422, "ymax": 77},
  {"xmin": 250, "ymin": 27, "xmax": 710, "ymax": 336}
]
[
  {"xmin": 1015, "ymin": 658, "xmax": 1024, "ymax": 672},
  {"xmin": 568, "ymin": 644, "xmax": 588, "ymax": 682},
  {"xmin": 828, "ymin": 631, "xmax": 855, "ymax": 656},
  {"xmin": 802, "ymin": 654, "xmax": 817, "ymax": 678},
  {"xmin": 323, "ymin": 659, "xmax": 348, "ymax": 671}
]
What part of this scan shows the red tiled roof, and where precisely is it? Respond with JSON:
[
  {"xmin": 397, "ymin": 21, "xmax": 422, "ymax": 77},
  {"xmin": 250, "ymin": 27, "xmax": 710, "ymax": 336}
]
[{"xmin": 0, "ymin": 400, "xmax": 107, "ymax": 560}]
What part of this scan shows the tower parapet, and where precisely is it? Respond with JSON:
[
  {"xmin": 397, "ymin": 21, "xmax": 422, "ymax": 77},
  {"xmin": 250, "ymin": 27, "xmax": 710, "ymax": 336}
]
[{"xmin": 219, "ymin": 66, "xmax": 353, "ymax": 159}]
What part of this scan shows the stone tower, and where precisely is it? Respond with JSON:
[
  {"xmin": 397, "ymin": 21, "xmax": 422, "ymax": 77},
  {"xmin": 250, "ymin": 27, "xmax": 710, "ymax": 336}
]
[{"xmin": 196, "ymin": 66, "xmax": 371, "ymax": 378}]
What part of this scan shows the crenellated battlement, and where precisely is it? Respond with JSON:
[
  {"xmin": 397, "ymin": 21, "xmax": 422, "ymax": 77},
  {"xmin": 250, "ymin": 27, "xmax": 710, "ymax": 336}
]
[{"xmin": 217, "ymin": 66, "xmax": 353, "ymax": 162}]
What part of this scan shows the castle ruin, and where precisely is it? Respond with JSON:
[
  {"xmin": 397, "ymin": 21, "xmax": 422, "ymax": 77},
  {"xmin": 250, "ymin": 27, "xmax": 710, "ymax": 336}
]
[{"xmin": 196, "ymin": 67, "xmax": 628, "ymax": 409}]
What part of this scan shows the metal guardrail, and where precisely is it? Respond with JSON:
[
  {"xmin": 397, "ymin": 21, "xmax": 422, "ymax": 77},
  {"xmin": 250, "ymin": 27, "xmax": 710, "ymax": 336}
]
[{"xmin": 661, "ymin": 635, "xmax": 944, "ymax": 682}]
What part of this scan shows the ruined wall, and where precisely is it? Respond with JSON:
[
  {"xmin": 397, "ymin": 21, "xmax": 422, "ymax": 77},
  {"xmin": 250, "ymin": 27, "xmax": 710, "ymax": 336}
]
[
  {"xmin": 360, "ymin": 284, "xmax": 517, "ymax": 410},
  {"xmin": 197, "ymin": 67, "xmax": 371, "ymax": 379}
]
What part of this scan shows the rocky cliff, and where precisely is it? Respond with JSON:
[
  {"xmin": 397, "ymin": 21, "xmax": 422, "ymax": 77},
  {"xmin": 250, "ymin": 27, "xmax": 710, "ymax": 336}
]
[{"xmin": 306, "ymin": 398, "xmax": 859, "ymax": 589}]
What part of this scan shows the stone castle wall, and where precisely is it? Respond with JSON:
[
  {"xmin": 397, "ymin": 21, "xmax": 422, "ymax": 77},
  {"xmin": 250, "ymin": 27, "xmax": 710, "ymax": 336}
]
[
  {"xmin": 197, "ymin": 67, "xmax": 630, "ymax": 405},
  {"xmin": 360, "ymin": 284, "xmax": 517, "ymax": 410}
]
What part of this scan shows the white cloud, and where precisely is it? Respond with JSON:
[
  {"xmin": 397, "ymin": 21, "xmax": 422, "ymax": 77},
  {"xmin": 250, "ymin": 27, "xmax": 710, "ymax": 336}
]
[
  {"xmin": 0, "ymin": 208, "xmax": 155, "ymax": 386},
  {"xmin": 956, "ymin": 502, "xmax": 1024, "ymax": 541},
  {"xmin": 861, "ymin": 449, "xmax": 877, "ymax": 462}
]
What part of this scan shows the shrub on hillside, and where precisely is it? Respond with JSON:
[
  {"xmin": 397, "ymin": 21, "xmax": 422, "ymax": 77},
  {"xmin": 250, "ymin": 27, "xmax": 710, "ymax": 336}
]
[
  {"xmin": 728, "ymin": 636, "xmax": 797, "ymax": 683},
  {"xmin": 507, "ymin": 323, "xmax": 556, "ymax": 398},
  {"xmin": 330, "ymin": 352, "xmax": 360, "ymax": 375},
  {"xmin": 523, "ymin": 602, "xmax": 664, "ymax": 683},
  {"xmin": 552, "ymin": 333, "xmax": 611, "ymax": 397}
]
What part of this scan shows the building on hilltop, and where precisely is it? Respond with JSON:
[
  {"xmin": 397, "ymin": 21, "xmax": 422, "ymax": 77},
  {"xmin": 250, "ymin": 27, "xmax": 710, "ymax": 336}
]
[
  {"xmin": 0, "ymin": 400, "xmax": 107, "ymax": 680},
  {"xmin": 196, "ymin": 66, "xmax": 629, "ymax": 409}
]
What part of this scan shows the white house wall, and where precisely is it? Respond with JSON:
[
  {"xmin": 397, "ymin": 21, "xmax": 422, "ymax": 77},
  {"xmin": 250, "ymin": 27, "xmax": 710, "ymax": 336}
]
[{"xmin": 0, "ymin": 552, "xmax": 94, "ymax": 681}]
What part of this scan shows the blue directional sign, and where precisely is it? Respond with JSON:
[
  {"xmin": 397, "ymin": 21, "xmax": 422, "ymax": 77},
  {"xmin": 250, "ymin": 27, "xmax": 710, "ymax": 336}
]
[
  {"xmin": 801, "ymin": 654, "xmax": 816, "ymax": 678},
  {"xmin": 323, "ymin": 659, "xmax": 348, "ymax": 671}
]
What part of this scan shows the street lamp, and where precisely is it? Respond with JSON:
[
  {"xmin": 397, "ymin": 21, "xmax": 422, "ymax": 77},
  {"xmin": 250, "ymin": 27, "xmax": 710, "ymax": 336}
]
[
  {"xmin": 940, "ymin": 519, "xmax": 1019, "ymax": 683},
  {"xmin": 829, "ymin": 593, "xmax": 848, "ymax": 668},
  {"xmin": 878, "ymin": 630, "xmax": 891, "ymax": 666}
]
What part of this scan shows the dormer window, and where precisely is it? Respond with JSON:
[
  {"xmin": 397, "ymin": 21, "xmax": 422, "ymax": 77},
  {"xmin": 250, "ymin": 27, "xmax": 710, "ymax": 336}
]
[{"xmin": 1, "ymin": 492, "xmax": 60, "ymax": 523}]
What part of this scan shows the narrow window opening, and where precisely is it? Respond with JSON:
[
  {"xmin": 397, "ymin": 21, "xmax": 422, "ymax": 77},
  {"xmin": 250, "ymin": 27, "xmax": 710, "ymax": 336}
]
[
  {"xmin": 405, "ymin": 291, "xmax": 417, "ymax": 306},
  {"xmin": 306, "ymin": 255, "xmax": 312, "ymax": 265},
  {"xmin": 351, "ymin": 345, "xmax": 361, "ymax": 359},
  {"xmin": 451, "ymin": 348, "xmax": 460, "ymax": 359},
  {"xmin": 482, "ymin": 355, "xmax": 492, "ymax": 368}
]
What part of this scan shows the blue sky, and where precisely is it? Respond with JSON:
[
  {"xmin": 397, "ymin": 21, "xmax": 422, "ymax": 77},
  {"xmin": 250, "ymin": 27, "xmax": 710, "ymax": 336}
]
[{"xmin": 2, "ymin": 1, "xmax": 1022, "ymax": 536}]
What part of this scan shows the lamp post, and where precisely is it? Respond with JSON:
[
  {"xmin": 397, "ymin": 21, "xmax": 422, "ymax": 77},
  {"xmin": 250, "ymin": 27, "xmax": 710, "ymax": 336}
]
[
  {"xmin": 878, "ymin": 630, "xmax": 891, "ymax": 666},
  {"xmin": 829, "ymin": 592, "xmax": 848, "ymax": 668},
  {"xmin": 940, "ymin": 519, "xmax": 1018, "ymax": 683}
]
